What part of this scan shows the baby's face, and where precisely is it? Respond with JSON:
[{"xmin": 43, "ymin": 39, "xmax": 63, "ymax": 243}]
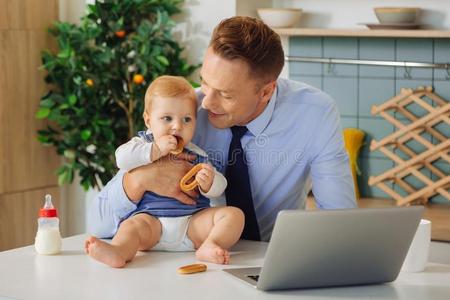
[{"xmin": 145, "ymin": 95, "xmax": 197, "ymax": 144}]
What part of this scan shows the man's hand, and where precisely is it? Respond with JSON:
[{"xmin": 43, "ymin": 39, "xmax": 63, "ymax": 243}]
[{"xmin": 123, "ymin": 152, "xmax": 198, "ymax": 205}]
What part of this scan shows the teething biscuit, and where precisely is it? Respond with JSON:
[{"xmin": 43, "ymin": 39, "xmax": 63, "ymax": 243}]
[
  {"xmin": 180, "ymin": 164, "xmax": 203, "ymax": 192},
  {"xmin": 177, "ymin": 263, "xmax": 207, "ymax": 274},
  {"xmin": 170, "ymin": 136, "xmax": 184, "ymax": 155}
]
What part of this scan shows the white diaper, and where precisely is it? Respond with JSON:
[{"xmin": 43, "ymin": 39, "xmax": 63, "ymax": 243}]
[{"xmin": 152, "ymin": 215, "xmax": 195, "ymax": 252}]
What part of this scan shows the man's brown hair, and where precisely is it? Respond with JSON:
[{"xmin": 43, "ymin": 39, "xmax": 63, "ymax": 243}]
[{"xmin": 209, "ymin": 16, "xmax": 284, "ymax": 83}]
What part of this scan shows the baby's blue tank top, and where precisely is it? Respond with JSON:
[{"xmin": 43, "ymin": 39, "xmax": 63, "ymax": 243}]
[{"xmin": 124, "ymin": 131, "xmax": 211, "ymax": 218}]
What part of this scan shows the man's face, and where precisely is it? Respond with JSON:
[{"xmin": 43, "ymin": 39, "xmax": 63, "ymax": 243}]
[{"xmin": 200, "ymin": 47, "xmax": 275, "ymax": 129}]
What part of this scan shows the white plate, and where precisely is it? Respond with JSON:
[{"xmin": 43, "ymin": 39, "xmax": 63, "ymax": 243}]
[{"xmin": 360, "ymin": 23, "xmax": 421, "ymax": 30}]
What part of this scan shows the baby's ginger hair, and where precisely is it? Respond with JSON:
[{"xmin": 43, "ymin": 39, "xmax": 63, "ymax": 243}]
[{"xmin": 144, "ymin": 76, "xmax": 197, "ymax": 113}]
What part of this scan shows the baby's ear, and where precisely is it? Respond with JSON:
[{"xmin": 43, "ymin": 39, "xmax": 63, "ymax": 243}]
[{"xmin": 143, "ymin": 111, "xmax": 151, "ymax": 128}]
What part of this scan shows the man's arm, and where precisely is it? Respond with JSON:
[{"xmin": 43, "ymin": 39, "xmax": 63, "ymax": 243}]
[
  {"xmin": 309, "ymin": 102, "xmax": 357, "ymax": 209},
  {"xmin": 123, "ymin": 154, "xmax": 198, "ymax": 203},
  {"xmin": 87, "ymin": 154, "xmax": 198, "ymax": 237},
  {"xmin": 87, "ymin": 170, "xmax": 137, "ymax": 238}
]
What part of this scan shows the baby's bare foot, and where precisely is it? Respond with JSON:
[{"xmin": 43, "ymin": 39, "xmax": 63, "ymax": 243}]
[
  {"xmin": 196, "ymin": 242, "xmax": 230, "ymax": 264},
  {"xmin": 85, "ymin": 236, "xmax": 127, "ymax": 268}
]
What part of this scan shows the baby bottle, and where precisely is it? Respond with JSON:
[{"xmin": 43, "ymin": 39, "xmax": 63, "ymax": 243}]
[{"xmin": 34, "ymin": 194, "xmax": 62, "ymax": 255}]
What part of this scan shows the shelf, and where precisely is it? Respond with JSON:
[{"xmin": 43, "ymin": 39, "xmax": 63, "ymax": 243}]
[{"xmin": 274, "ymin": 28, "xmax": 450, "ymax": 38}]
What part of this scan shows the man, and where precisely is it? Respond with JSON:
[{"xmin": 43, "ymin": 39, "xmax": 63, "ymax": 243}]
[{"xmin": 88, "ymin": 16, "xmax": 356, "ymax": 242}]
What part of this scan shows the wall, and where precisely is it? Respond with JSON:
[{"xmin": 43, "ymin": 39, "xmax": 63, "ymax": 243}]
[
  {"xmin": 56, "ymin": 0, "xmax": 90, "ymax": 237},
  {"xmin": 174, "ymin": 0, "xmax": 272, "ymax": 79},
  {"xmin": 172, "ymin": 0, "xmax": 235, "ymax": 80},
  {"xmin": 288, "ymin": 36, "xmax": 450, "ymax": 202}
]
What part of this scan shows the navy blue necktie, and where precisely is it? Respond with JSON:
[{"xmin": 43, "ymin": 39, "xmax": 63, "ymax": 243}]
[{"xmin": 225, "ymin": 126, "xmax": 261, "ymax": 241}]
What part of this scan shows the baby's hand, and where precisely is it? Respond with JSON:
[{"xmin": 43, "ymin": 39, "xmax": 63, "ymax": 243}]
[
  {"xmin": 154, "ymin": 135, "xmax": 178, "ymax": 157},
  {"xmin": 195, "ymin": 164, "xmax": 215, "ymax": 193}
]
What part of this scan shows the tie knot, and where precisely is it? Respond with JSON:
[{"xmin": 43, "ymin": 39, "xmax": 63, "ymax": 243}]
[{"xmin": 231, "ymin": 126, "xmax": 248, "ymax": 139}]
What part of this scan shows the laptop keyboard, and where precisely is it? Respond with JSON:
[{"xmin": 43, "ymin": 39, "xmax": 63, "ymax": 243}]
[{"xmin": 247, "ymin": 275, "xmax": 260, "ymax": 282}]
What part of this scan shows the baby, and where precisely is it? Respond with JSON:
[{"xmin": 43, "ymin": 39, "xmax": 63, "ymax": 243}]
[{"xmin": 85, "ymin": 76, "xmax": 244, "ymax": 268}]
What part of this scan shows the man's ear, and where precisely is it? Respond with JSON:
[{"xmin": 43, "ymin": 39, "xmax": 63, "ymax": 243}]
[
  {"xmin": 259, "ymin": 80, "xmax": 277, "ymax": 103},
  {"xmin": 143, "ymin": 111, "xmax": 151, "ymax": 128}
]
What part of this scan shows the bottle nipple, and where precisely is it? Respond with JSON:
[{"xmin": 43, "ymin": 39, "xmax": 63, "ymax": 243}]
[
  {"xmin": 39, "ymin": 194, "xmax": 58, "ymax": 218},
  {"xmin": 44, "ymin": 194, "xmax": 54, "ymax": 209}
]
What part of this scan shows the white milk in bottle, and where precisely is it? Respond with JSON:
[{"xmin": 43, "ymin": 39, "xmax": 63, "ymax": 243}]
[{"xmin": 35, "ymin": 194, "xmax": 62, "ymax": 255}]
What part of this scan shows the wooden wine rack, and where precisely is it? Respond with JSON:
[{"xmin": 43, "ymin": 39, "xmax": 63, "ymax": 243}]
[{"xmin": 369, "ymin": 86, "xmax": 450, "ymax": 206}]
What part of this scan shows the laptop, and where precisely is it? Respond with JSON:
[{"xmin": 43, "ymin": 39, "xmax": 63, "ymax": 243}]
[{"xmin": 223, "ymin": 206, "xmax": 423, "ymax": 291}]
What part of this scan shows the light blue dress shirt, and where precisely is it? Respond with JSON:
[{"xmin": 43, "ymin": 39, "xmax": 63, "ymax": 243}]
[{"xmin": 88, "ymin": 78, "xmax": 356, "ymax": 241}]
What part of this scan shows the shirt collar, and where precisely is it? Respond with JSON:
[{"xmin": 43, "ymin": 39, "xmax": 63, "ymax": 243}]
[{"xmin": 246, "ymin": 86, "xmax": 278, "ymax": 136}]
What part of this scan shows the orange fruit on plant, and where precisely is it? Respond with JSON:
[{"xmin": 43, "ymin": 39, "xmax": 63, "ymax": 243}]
[
  {"xmin": 133, "ymin": 74, "xmax": 144, "ymax": 85},
  {"xmin": 86, "ymin": 79, "xmax": 94, "ymax": 87},
  {"xmin": 115, "ymin": 30, "xmax": 126, "ymax": 38}
]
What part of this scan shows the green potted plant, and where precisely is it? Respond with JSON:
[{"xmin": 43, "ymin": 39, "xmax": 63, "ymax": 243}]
[{"xmin": 36, "ymin": 0, "xmax": 198, "ymax": 190}]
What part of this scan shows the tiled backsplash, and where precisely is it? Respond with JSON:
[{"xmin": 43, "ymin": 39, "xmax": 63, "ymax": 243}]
[{"xmin": 289, "ymin": 37, "xmax": 450, "ymax": 203}]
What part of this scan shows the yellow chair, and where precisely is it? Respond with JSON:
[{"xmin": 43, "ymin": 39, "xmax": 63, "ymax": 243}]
[{"xmin": 343, "ymin": 128, "xmax": 365, "ymax": 199}]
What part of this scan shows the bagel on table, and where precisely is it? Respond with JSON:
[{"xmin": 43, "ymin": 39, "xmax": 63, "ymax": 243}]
[{"xmin": 177, "ymin": 263, "xmax": 207, "ymax": 274}]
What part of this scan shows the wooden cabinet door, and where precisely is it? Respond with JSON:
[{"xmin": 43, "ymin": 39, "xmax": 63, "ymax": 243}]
[
  {"xmin": 0, "ymin": 30, "xmax": 60, "ymax": 194},
  {"xmin": 0, "ymin": 0, "xmax": 60, "ymax": 250}
]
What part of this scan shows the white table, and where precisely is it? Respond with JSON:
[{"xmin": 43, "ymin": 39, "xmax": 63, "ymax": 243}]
[{"xmin": 1, "ymin": 234, "xmax": 449, "ymax": 300}]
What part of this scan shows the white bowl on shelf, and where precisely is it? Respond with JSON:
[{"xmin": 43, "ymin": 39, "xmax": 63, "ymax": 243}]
[
  {"xmin": 374, "ymin": 7, "xmax": 420, "ymax": 24},
  {"xmin": 257, "ymin": 8, "xmax": 302, "ymax": 28}
]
